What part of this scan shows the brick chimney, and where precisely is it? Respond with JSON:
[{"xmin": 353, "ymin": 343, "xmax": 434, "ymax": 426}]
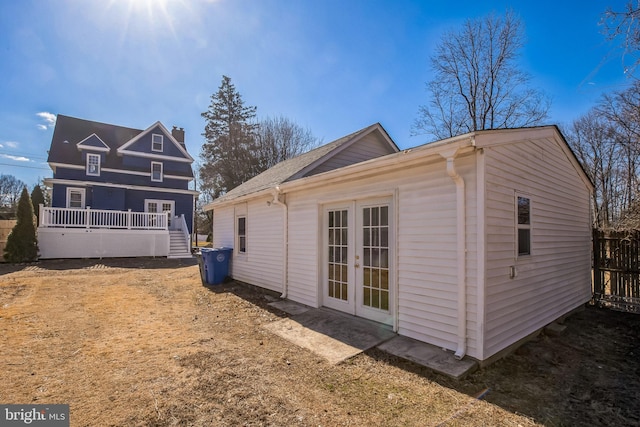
[{"xmin": 171, "ymin": 126, "xmax": 185, "ymax": 145}]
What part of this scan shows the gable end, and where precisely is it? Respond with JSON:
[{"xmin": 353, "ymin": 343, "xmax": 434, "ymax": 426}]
[
  {"xmin": 117, "ymin": 121, "xmax": 194, "ymax": 163},
  {"xmin": 76, "ymin": 133, "xmax": 110, "ymax": 153}
]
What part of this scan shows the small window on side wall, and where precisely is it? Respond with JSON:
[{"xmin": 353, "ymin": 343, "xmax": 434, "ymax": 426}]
[
  {"xmin": 67, "ymin": 188, "xmax": 86, "ymax": 209},
  {"xmin": 86, "ymin": 153, "xmax": 100, "ymax": 176},
  {"xmin": 152, "ymin": 134, "xmax": 163, "ymax": 152},
  {"xmin": 151, "ymin": 161, "xmax": 163, "ymax": 182},
  {"xmin": 237, "ymin": 216, "xmax": 247, "ymax": 254},
  {"xmin": 517, "ymin": 195, "xmax": 531, "ymax": 256}
]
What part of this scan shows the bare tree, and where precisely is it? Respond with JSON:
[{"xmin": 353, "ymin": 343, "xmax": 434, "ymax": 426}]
[
  {"xmin": 255, "ymin": 116, "xmax": 319, "ymax": 170},
  {"xmin": 413, "ymin": 11, "xmax": 550, "ymax": 140},
  {"xmin": 567, "ymin": 81, "xmax": 640, "ymax": 228},
  {"xmin": 566, "ymin": 112, "xmax": 621, "ymax": 227},
  {"xmin": 0, "ymin": 174, "xmax": 26, "ymax": 210},
  {"xmin": 602, "ymin": 1, "xmax": 640, "ymax": 76}
]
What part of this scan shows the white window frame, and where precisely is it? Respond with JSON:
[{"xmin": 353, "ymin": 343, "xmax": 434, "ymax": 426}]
[
  {"xmin": 151, "ymin": 161, "xmax": 163, "ymax": 182},
  {"xmin": 236, "ymin": 215, "xmax": 247, "ymax": 254},
  {"xmin": 66, "ymin": 187, "xmax": 86, "ymax": 209},
  {"xmin": 86, "ymin": 153, "xmax": 101, "ymax": 176},
  {"xmin": 152, "ymin": 134, "xmax": 163, "ymax": 152},
  {"xmin": 516, "ymin": 193, "xmax": 532, "ymax": 257}
]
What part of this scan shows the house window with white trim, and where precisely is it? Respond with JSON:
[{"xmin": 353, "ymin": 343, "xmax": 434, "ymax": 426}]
[
  {"xmin": 66, "ymin": 187, "xmax": 86, "ymax": 208},
  {"xmin": 151, "ymin": 161, "xmax": 163, "ymax": 182},
  {"xmin": 517, "ymin": 195, "xmax": 531, "ymax": 256},
  {"xmin": 152, "ymin": 134, "xmax": 163, "ymax": 152},
  {"xmin": 237, "ymin": 216, "xmax": 247, "ymax": 254},
  {"xmin": 86, "ymin": 153, "xmax": 100, "ymax": 176}
]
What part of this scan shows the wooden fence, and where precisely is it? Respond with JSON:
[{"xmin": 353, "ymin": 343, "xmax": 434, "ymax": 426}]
[
  {"xmin": 0, "ymin": 219, "xmax": 17, "ymax": 262},
  {"xmin": 593, "ymin": 229, "xmax": 640, "ymax": 313}
]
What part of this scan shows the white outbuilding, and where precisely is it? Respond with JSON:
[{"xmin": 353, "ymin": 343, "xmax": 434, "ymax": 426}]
[{"xmin": 204, "ymin": 123, "xmax": 593, "ymax": 364}]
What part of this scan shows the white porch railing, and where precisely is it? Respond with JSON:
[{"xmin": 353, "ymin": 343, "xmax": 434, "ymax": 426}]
[
  {"xmin": 39, "ymin": 205, "xmax": 169, "ymax": 230},
  {"xmin": 176, "ymin": 213, "xmax": 191, "ymax": 248}
]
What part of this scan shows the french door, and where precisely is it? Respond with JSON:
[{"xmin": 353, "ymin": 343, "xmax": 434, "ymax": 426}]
[
  {"xmin": 144, "ymin": 199, "xmax": 175, "ymax": 227},
  {"xmin": 323, "ymin": 198, "xmax": 393, "ymax": 324}
]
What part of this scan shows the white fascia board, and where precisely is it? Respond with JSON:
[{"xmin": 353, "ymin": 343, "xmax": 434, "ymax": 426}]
[
  {"xmin": 76, "ymin": 133, "xmax": 110, "ymax": 153},
  {"xmin": 117, "ymin": 121, "xmax": 194, "ymax": 162},
  {"xmin": 99, "ymin": 167, "xmax": 192, "ymax": 181},
  {"xmin": 117, "ymin": 149, "xmax": 193, "ymax": 163},
  {"xmin": 49, "ymin": 162, "xmax": 84, "ymax": 171},
  {"xmin": 47, "ymin": 178, "xmax": 199, "ymax": 196},
  {"xmin": 49, "ymin": 164, "xmax": 193, "ymax": 181},
  {"xmin": 206, "ymin": 134, "xmax": 476, "ymax": 210}
]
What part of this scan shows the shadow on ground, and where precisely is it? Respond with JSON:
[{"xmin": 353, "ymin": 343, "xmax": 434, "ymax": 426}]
[
  {"xmin": 0, "ymin": 257, "xmax": 198, "ymax": 275},
  {"xmin": 211, "ymin": 280, "xmax": 640, "ymax": 426}
]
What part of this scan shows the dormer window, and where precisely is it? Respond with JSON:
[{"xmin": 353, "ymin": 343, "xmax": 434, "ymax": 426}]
[
  {"xmin": 86, "ymin": 153, "xmax": 100, "ymax": 176},
  {"xmin": 151, "ymin": 161, "xmax": 163, "ymax": 182},
  {"xmin": 152, "ymin": 134, "xmax": 163, "ymax": 152}
]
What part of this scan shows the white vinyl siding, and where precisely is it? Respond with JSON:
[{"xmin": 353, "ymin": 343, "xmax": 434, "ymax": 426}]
[
  {"xmin": 284, "ymin": 154, "xmax": 480, "ymax": 356},
  {"xmin": 223, "ymin": 198, "xmax": 284, "ymax": 293},
  {"xmin": 396, "ymin": 153, "xmax": 479, "ymax": 357},
  {"xmin": 483, "ymin": 137, "xmax": 592, "ymax": 359},
  {"xmin": 212, "ymin": 206, "xmax": 235, "ymax": 248}
]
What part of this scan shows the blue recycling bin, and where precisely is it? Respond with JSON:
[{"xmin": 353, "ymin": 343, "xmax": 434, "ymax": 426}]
[{"xmin": 201, "ymin": 247, "xmax": 232, "ymax": 285}]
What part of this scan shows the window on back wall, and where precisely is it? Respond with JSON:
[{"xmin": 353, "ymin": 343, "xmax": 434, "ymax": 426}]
[
  {"xmin": 237, "ymin": 216, "xmax": 247, "ymax": 254},
  {"xmin": 152, "ymin": 134, "xmax": 163, "ymax": 152},
  {"xmin": 86, "ymin": 153, "xmax": 100, "ymax": 176},
  {"xmin": 66, "ymin": 187, "xmax": 86, "ymax": 209},
  {"xmin": 517, "ymin": 195, "xmax": 531, "ymax": 256},
  {"xmin": 151, "ymin": 161, "xmax": 163, "ymax": 182}
]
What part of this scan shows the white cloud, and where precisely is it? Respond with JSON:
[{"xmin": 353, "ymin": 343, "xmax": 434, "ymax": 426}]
[
  {"xmin": 36, "ymin": 111, "xmax": 57, "ymax": 130},
  {"xmin": 0, "ymin": 154, "xmax": 31, "ymax": 162},
  {"xmin": 5, "ymin": 141, "xmax": 18, "ymax": 148}
]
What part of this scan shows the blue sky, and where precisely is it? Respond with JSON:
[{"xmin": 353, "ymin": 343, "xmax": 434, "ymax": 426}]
[{"xmin": 0, "ymin": 0, "xmax": 631, "ymax": 188}]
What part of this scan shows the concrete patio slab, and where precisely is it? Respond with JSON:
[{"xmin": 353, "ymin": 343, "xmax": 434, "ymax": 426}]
[
  {"xmin": 264, "ymin": 307, "xmax": 395, "ymax": 364},
  {"xmin": 264, "ymin": 305, "xmax": 477, "ymax": 378},
  {"xmin": 267, "ymin": 300, "xmax": 312, "ymax": 316},
  {"xmin": 378, "ymin": 335, "xmax": 478, "ymax": 379}
]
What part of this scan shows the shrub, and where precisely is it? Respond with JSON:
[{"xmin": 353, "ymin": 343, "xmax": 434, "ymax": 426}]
[{"xmin": 4, "ymin": 187, "xmax": 38, "ymax": 263}]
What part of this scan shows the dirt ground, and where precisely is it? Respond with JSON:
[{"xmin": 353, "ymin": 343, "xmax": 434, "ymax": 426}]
[{"xmin": 1, "ymin": 258, "xmax": 639, "ymax": 426}]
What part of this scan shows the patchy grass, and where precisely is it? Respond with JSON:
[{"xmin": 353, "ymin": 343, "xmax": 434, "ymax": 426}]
[{"xmin": 1, "ymin": 258, "xmax": 638, "ymax": 426}]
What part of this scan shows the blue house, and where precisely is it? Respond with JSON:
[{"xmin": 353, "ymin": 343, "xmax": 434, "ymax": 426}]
[{"xmin": 39, "ymin": 115, "xmax": 198, "ymax": 259}]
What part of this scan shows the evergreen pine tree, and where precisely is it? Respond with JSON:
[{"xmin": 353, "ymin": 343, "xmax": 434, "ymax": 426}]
[
  {"xmin": 200, "ymin": 75, "xmax": 258, "ymax": 197},
  {"xmin": 4, "ymin": 187, "xmax": 38, "ymax": 263},
  {"xmin": 30, "ymin": 184, "xmax": 45, "ymax": 225}
]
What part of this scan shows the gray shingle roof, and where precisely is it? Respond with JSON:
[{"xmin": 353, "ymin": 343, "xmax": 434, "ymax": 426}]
[{"xmin": 47, "ymin": 114, "xmax": 193, "ymax": 177}]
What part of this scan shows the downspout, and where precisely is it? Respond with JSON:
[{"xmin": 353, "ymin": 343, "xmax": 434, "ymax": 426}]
[
  {"xmin": 271, "ymin": 186, "xmax": 289, "ymax": 298},
  {"xmin": 445, "ymin": 155, "xmax": 467, "ymax": 360}
]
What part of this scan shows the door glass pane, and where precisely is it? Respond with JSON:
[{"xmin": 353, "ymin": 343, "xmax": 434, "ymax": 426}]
[
  {"xmin": 362, "ymin": 205, "xmax": 390, "ymax": 311},
  {"xmin": 328, "ymin": 209, "xmax": 349, "ymax": 301}
]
